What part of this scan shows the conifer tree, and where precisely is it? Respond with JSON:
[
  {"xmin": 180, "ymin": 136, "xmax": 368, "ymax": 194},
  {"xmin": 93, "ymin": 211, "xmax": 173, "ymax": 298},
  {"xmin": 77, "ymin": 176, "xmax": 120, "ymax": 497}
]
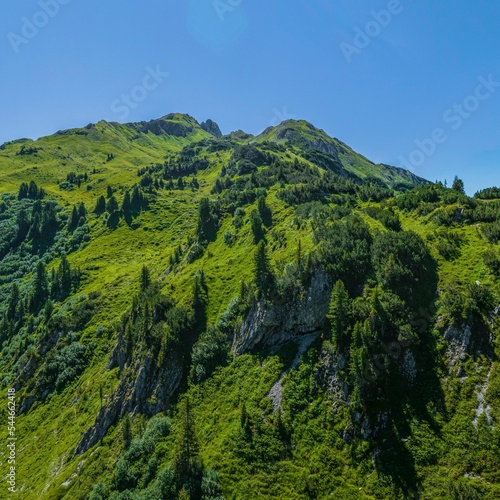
[
  {"xmin": 250, "ymin": 210, "xmax": 264, "ymax": 244},
  {"xmin": 95, "ymin": 195, "xmax": 106, "ymax": 214},
  {"xmin": 60, "ymin": 255, "xmax": 72, "ymax": 296},
  {"xmin": 78, "ymin": 202, "xmax": 87, "ymax": 219},
  {"xmin": 172, "ymin": 398, "xmax": 202, "ymax": 487},
  {"xmin": 107, "ymin": 195, "xmax": 119, "ymax": 214},
  {"xmin": 18, "ymin": 182, "xmax": 29, "ymax": 200},
  {"xmin": 140, "ymin": 265, "xmax": 151, "ymax": 292},
  {"xmin": 68, "ymin": 205, "xmax": 79, "ymax": 231},
  {"xmin": 196, "ymin": 198, "xmax": 212, "ymax": 242},
  {"xmin": 121, "ymin": 190, "xmax": 132, "ymax": 213},
  {"xmin": 192, "ymin": 270, "xmax": 208, "ymax": 329},
  {"xmin": 122, "ymin": 413, "xmax": 132, "ymax": 448},
  {"xmin": 257, "ymin": 195, "xmax": 272, "ymax": 227},
  {"xmin": 327, "ymin": 280, "xmax": 351, "ymax": 348},
  {"xmin": 254, "ymin": 241, "xmax": 274, "ymax": 297},
  {"xmin": 32, "ymin": 261, "xmax": 49, "ymax": 311},
  {"xmin": 7, "ymin": 283, "xmax": 20, "ymax": 320},
  {"xmin": 452, "ymin": 175, "xmax": 465, "ymax": 194}
]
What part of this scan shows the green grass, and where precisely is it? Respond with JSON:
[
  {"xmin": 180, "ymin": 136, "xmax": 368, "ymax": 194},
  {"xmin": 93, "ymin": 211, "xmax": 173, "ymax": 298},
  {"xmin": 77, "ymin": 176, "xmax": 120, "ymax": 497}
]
[{"xmin": 0, "ymin": 116, "xmax": 499, "ymax": 499}]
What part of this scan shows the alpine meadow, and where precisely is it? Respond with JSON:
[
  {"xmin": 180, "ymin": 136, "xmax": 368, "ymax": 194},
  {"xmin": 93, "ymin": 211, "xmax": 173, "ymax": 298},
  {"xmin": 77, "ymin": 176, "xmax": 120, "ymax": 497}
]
[{"xmin": 1, "ymin": 113, "xmax": 500, "ymax": 499}]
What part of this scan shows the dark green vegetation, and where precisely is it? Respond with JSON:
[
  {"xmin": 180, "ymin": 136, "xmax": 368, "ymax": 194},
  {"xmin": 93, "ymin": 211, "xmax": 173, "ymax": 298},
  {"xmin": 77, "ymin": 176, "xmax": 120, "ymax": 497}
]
[{"xmin": 0, "ymin": 114, "xmax": 499, "ymax": 499}]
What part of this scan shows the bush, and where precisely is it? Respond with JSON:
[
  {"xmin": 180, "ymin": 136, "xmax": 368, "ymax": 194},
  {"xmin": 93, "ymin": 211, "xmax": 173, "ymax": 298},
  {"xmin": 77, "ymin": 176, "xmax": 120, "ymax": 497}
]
[
  {"xmin": 223, "ymin": 230, "xmax": 235, "ymax": 246},
  {"xmin": 47, "ymin": 342, "xmax": 89, "ymax": 391},
  {"xmin": 191, "ymin": 327, "xmax": 230, "ymax": 383},
  {"xmin": 483, "ymin": 250, "xmax": 500, "ymax": 276},
  {"xmin": 364, "ymin": 206, "xmax": 401, "ymax": 231},
  {"xmin": 482, "ymin": 222, "xmax": 500, "ymax": 243},
  {"xmin": 372, "ymin": 230, "xmax": 430, "ymax": 302}
]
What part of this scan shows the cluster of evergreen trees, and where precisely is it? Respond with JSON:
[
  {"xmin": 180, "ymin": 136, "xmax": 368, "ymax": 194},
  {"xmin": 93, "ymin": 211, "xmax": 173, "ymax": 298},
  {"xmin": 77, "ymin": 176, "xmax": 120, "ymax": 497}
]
[
  {"xmin": 18, "ymin": 180, "xmax": 45, "ymax": 200},
  {"xmin": 0, "ymin": 256, "xmax": 80, "ymax": 346}
]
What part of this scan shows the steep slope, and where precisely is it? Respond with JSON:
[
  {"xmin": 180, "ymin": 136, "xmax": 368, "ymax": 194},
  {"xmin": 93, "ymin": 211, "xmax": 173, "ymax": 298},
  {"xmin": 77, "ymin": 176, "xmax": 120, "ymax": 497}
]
[
  {"xmin": 256, "ymin": 120, "xmax": 429, "ymax": 189},
  {"xmin": 0, "ymin": 115, "xmax": 499, "ymax": 500}
]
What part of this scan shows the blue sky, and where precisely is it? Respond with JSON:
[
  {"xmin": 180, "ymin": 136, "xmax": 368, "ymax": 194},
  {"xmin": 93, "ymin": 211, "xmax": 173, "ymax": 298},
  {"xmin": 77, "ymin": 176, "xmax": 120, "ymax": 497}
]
[{"xmin": 1, "ymin": 0, "xmax": 500, "ymax": 194}]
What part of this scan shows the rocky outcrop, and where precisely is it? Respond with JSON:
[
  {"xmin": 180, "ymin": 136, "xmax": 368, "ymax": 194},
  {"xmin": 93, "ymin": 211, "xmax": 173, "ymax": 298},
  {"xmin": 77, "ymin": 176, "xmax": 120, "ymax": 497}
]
[
  {"xmin": 443, "ymin": 324, "xmax": 472, "ymax": 373},
  {"xmin": 74, "ymin": 337, "xmax": 183, "ymax": 455},
  {"xmin": 232, "ymin": 269, "xmax": 331, "ymax": 355},
  {"xmin": 200, "ymin": 119, "xmax": 222, "ymax": 137},
  {"xmin": 315, "ymin": 346, "xmax": 349, "ymax": 407},
  {"xmin": 267, "ymin": 333, "xmax": 319, "ymax": 413},
  {"xmin": 473, "ymin": 365, "xmax": 493, "ymax": 429}
]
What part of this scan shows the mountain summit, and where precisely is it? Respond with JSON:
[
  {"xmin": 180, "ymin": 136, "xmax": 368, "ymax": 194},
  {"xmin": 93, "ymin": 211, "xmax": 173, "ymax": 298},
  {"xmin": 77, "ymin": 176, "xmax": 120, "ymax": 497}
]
[{"xmin": 2, "ymin": 112, "xmax": 498, "ymax": 499}]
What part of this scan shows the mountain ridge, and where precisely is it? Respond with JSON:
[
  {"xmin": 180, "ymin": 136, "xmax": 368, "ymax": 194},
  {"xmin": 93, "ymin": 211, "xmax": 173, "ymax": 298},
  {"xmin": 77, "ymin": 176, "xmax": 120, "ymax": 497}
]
[{"xmin": 1, "ymin": 111, "xmax": 499, "ymax": 499}]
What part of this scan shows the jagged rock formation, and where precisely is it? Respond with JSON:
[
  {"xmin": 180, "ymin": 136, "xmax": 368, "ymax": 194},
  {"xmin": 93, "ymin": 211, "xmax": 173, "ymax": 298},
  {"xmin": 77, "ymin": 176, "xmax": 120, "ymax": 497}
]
[
  {"xmin": 232, "ymin": 269, "xmax": 331, "ymax": 355},
  {"xmin": 200, "ymin": 119, "xmax": 222, "ymax": 137},
  {"xmin": 74, "ymin": 336, "xmax": 183, "ymax": 455}
]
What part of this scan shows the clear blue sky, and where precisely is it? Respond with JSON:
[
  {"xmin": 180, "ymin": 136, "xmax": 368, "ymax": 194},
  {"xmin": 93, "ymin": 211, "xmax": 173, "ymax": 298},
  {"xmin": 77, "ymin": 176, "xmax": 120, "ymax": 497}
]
[{"xmin": 2, "ymin": 0, "xmax": 500, "ymax": 194}]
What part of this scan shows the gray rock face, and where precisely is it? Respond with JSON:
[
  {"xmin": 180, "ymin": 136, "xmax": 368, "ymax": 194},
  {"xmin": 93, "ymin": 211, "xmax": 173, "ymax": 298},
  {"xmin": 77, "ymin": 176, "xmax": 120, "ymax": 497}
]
[
  {"xmin": 74, "ymin": 338, "xmax": 183, "ymax": 455},
  {"xmin": 315, "ymin": 347, "xmax": 349, "ymax": 406},
  {"xmin": 232, "ymin": 269, "xmax": 331, "ymax": 355},
  {"xmin": 443, "ymin": 324, "xmax": 472, "ymax": 370},
  {"xmin": 200, "ymin": 119, "xmax": 222, "ymax": 137},
  {"xmin": 267, "ymin": 333, "xmax": 319, "ymax": 413}
]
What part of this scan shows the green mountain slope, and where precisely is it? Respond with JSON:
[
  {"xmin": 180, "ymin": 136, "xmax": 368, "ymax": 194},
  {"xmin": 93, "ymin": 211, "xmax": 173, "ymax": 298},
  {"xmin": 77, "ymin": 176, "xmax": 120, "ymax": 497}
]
[
  {"xmin": 0, "ymin": 115, "xmax": 499, "ymax": 500},
  {"xmin": 255, "ymin": 120, "xmax": 429, "ymax": 189}
]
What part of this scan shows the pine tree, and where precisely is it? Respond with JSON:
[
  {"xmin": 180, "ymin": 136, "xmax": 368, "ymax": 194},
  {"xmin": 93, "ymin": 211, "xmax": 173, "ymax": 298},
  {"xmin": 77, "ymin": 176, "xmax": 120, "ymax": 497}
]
[
  {"xmin": 16, "ymin": 208, "xmax": 30, "ymax": 242},
  {"xmin": 29, "ymin": 212, "xmax": 41, "ymax": 239},
  {"xmin": 327, "ymin": 280, "xmax": 351, "ymax": 348},
  {"xmin": 78, "ymin": 202, "xmax": 87, "ymax": 219},
  {"xmin": 254, "ymin": 241, "xmax": 274, "ymax": 297},
  {"xmin": 44, "ymin": 299, "xmax": 54, "ymax": 322},
  {"xmin": 28, "ymin": 180, "xmax": 40, "ymax": 199},
  {"xmin": 60, "ymin": 255, "xmax": 72, "ymax": 296},
  {"xmin": 107, "ymin": 195, "xmax": 119, "ymax": 214},
  {"xmin": 192, "ymin": 270, "xmax": 208, "ymax": 329},
  {"xmin": 131, "ymin": 186, "xmax": 143, "ymax": 209},
  {"xmin": 121, "ymin": 191, "xmax": 132, "ymax": 213},
  {"xmin": 32, "ymin": 261, "xmax": 49, "ymax": 311},
  {"xmin": 196, "ymin": 198, "xmax": 212, "ymax": 242},
  {"xmin": 349, "ymin": 320, "xmax": 377, "ymax": 409},
  {"xmin": 257, "ymin": 195, "xmax": 272, "ymax": 227},
  {"xmin": 7, "ymin": 283, "xmax": 20, "ymax": 320},
  {"xmin": 172, "ymin": 398, "xmax": 201, "ymax": 485},
  {"xmin": 140, "ymin": 265, "xmax": 151, "ymax": 292},
  {"xmin": 107, "ymin": 185, "xmax": 113, "ymax": 198},
  {"xmin": 122, "ymin": 413, "xmax": 132, "ymax": 448},
  {"xmin": 250, "ymin": 210, "xmax": 264, "ymax": 244},
  {"xmin": 68, "ymin": 205, "xmax": 79, "ymax": 231},
  {"xmin": 95, "ymin": 195, "xmax": 106, "ymax": 214},
  {"xmin": 18, "ymin": 182, "xmax": 29, "ymax": 200},
  {"xmin": 452, "ymin": 175, "xmax": 465, "ymax": 194}
]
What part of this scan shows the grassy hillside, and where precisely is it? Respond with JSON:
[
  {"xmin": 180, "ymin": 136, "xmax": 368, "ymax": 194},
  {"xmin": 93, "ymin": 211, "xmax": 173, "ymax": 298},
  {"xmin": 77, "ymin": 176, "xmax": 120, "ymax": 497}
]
[{"xmin": 0, "ymin": 115, "xmax": 499, "ymax": 500}]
